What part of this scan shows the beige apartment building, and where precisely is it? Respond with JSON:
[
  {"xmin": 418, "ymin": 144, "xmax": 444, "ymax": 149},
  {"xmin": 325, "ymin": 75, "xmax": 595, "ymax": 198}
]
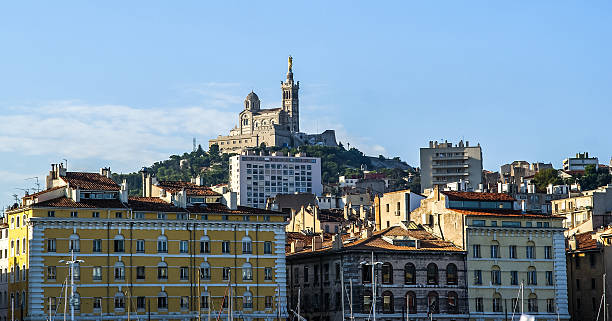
[
  {"xmin": 411, "ymin": 189, "xmax": 569, "ymax": 320},
  {"xmin": 420, "ymin": 140, "xmax": 483, "ymax": 192},
  {"xmin": 551, "ymin": 184, "xmax": 612, "ymax": 234},
  {"xmin": 372, "ymin": 189, "xmax": 425, "ymax": 230}
]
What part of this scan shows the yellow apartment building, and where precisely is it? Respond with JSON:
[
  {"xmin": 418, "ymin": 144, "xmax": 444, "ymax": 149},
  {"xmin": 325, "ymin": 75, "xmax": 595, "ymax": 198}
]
[{"xmin": 5, "ymin": 164, "xmax": 288, "ymax": 321}]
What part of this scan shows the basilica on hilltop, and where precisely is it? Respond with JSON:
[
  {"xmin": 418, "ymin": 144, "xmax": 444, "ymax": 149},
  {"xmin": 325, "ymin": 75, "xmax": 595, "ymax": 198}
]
[{"xmin": 208, "ymin": 56, "xmax": 337, "ymax": 153}]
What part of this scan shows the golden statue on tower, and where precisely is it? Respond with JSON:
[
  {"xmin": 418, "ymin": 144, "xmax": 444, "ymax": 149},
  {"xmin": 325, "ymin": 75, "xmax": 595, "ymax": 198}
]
[{"xmin": 288, "ymin": 55, "xmax": 293, "ymax": 72}]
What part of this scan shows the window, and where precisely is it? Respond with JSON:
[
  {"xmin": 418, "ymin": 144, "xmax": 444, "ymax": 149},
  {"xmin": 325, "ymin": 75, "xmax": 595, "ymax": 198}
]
[
  {"xmin": 543, "ymin": 246, "xmax": 552, "ymax": 259},
  {"xmin": 242, "ymin": 237, "xmax": 252, "ymax": 254},
  {"xmin": 492, "ymin": 293, "xmax": 502, "ymax": 312},
  {"xmin": 363, "ymin": 291, "xmax": 372, "ymax": 313},
  {"xmin": 180, "ymin": 266, "xmax": 189, "ymax": 280},
  {"xmin": 382, "ymin": 291, "xmax": 394, "ymax": 313},
  {"xmin": 242, "ymin": 263, "xmax": 253, "ymax": 280},
  {"xmin": 404, "ymin": 263, "xmax": 416, "ymax": 284},
  {"xmin": 491, "ymin": 266, "xmax": 501, "ymax": 285},
  {"xmin": 157, "ymin": 292, "xmax": 168, "ymax": 309},
  {"xmin": 474, "ymin": 270, "xmax": 482, "ymax": 285},
  {"xmin": 200, "ymin": 236, "xmax": 210, "ymax": 253},
  {"xmin": 590, "ymin": 253, "xmax": 597, "ymax": 267},
  {"xmin": 47, "ymin": 239, "xmax": 56, "ymax": 252},
  {"xmin": 265, "ymin": 296, "xmax": 273, "ymax": 309},
  {"xmin": 136, "ymin": 240, "xmax": 145, "ymax": 253},
  {"xmin": 547, "ymin": 271, "xmax": 554, "ymax": 286},
  {"xmin": 47, "ymin": 266, "xmax": 56, "ymax": 280},
  {"xmin": 243, "ymin": 291, "xmax": 253, "ymax": 309},
  {"xmin": 527, "ymin": 266, "xmax": 537, "ymax": 285},
  {"xmin": 428, "ymin": 291, "xmax": 439, "ymax": 313},
  {"xmin": 446, "ymin": 263, "xmax": 458, "ymax": 285},
  {"xmin": 201, "ymin": 293, "xmax": 210, "ymax": 309},
  {"xmin": 304, "ymin": 266, "xmax": 309, "ymax": 283},
  {"xmin": 180, "ymin": 240, "xmax": 189, "ymax": 253},
  {"xmin": 70, "ymin": 211, "xmax": 78, "ymax": 218},
  {"xmin": 406, "ymin": 292, "xmax": 417, "ymax": 314},
  {"xmin": 265, "ymin": 267, "xmax": 273, "ymax": 280},
  {"xmin": 264, "ymin": 241, "xmax": 272, "ymax": 254},
  {"xmin": 136, "ymin": 266, "xmax": 145, "ymax": 280},
  {"xmin": 93, "ymin": 266, "xmax": 102, "ymax": 281},
  {"xmin": 92, "ymin": 211, "xmax": 100, "ymax": 218},
  {"xmin": 200, "ymin": 262, "xmax": 211, "ymax": 280},
  {"xmin": 157, "ymin": 235, "xmax": 168, "ymax": 253},
  {"xmin": 264, "ymin": 215, "xmax": 270, "ymax": 222},
  {"xmin": 526, "ymin": 242, "xmax": 535, "ymax": 259},
  {"xmin": 509, "ymin": 245, "xmax": 517, "ymax": 259},
  {"xmin": 475, "ymin": 297, "xmax": 484, "ymax": 312},
  {"xmin": 510, "ymin": 271, "xmax": 518, "ymax": 285},
  {"xmin": 157, "ymin": 212, "xmax": 166, "ymax": 220},
  {"xmin": 115, "ymin": 212, "xmax": 122, "ymax": 219},
  {"xmin": 93, "ymin": 239, "xmax": 102, "ymax": 252},
  {"xmin": 48, "ymin": 211, "xmax": 55, "ymax": 217},
  {"xmin": 222, "ymin": 267, "xmax": 230, "ymax": 280},
  {"xmin": 490, "ymin": 242, "xmax": 499, "ymax": 258},
  {"xmin": 528, "ymin": 294, "xmax": 538, "ymax": 312},
  {"xmin": 180, "ymin": 296, "xmax": 189, "ymax": 309},
  {"xmin": 427, "ymin": 263, "xmax": 439, "ymax": 285},
  {"xmin": 69, "ymin": 234, "xmax": 80, "ymax": 252},
  {"xmin": 382, "ymin": 262, "xmax": 393, "ymax": 284},
  {"xmin": 114, "ymin": 262, "xmax": 125, "ymax": 280},
  {"xmin": 222, "ymin": 215, "xmax": 229, "ymax": 221},
  {"xmin": 158, "ymin": 262, "xmax": 168, "ymax": 280},
  {"xmin": 114, "ymin": 292, "xmax": 125, "ymax": 310},
  {"xmin": 222, "ymin": 241, "xmax": 231, "ymax": 254},
  {"xmin": 473, "ymin": 244, "xmax": 481, "ymax": 258},
  {"xmin": 547, "ymin": 299, "xmax": 555, "ymax": 313},
  {"xmin": 447, "ymin": 291, "xmax": 458, "ymax": 313},
  {"xmin": 94, "ymin": 297, "xmax": 102, "ymax": 310},
  {"xmin": 137, "ymin": 297, "xmax": 146, "ymax": 310},
  {"xmin": 114, "ymin": 235, "xmax": 125, "ymax": 253}
]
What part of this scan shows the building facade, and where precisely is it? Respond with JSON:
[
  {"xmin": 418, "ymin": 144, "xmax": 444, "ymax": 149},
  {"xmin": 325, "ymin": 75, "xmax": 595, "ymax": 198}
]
[
  {"xmin": 420, "ymin": 140, "xmax": 483, "ymax": 192},
  {"xmin": 5, "ymin": 164, "xmax": 288, "ymax": 321},
  {"xmin": 229, "ymin": 152, "xmax": 323, "ymax": 209},
  {"xmin": 563, "ymin": 152, "xmax": 598, "ymax": 172},
  {"xmin": 411, "ymin": 189, "xmax": 570, "ymax": 320},
  {"xmin": 0, "ymin": 225, "xmax": 7, "ymax": 321},
  {"xmin": 208, "ymin": 57, "xmax": 337, "ymax": 154},
  {"xmin": 551, "ymin": 184, "xmax": 612, "ymax": 234},
  {"xmin": 372, "ymin": 189, "xmax": 425, "ymax": 231},
  {"xmin": 286, "ymin": 224, "xmax": 469, "ymax": 321}
]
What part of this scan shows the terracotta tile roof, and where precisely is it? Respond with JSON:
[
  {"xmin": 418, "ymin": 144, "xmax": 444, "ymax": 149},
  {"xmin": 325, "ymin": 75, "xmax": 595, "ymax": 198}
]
[
  {"xmin": 128, "ymin": 197, "xmax": 187, "ymax": 212},
  {"xmin": 156, "ymin": 181, "xmax": 221, "ymax": 196},
  {"xmin": 22, "ymin": 186, "xmax": 65, "ymax": 199},
  {"xmin": 573, "ymin": 231, "xmax": 599, "ymax": 251},
  {"xmin": 442, "ymin": 191, "xmax": 515, "ymax": 201},
  {"xmin": 318, "ymin": 209, "xmax": 344, "ymax": 222},
  {"xmin": 31, "ymin": 197, "xmax": 126, "ymax": 209},
  {"xmin": 451, "ymin": 208, "xmax": 564, "ymax": 219},
  {"xmin": 187, "ymin": 203, "xmax": 286, "ymax": 215},
  {"xmin": 61, "ymin": 172, "xmax": 120, "ymax": 191}
]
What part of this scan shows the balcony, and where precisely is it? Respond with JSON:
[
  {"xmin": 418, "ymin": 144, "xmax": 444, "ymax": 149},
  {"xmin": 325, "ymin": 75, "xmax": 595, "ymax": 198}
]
[
  {"xmin": 432, "ymin": 163, "xmax": 469, "ymax": 169},
  {"xmin": 432, "ymin": 155, "xmax": 469, "ymax": 161},
  {"xmin": 432, "ymin": 172, "xmax": 469, "ymax": 177}
]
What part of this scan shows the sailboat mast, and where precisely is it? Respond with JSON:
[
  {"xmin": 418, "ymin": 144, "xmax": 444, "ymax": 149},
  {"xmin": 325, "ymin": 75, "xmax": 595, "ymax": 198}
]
[
  {"xmin": 520, "ymin": 282, "xmax": 524, "ymax": 315},
  {"xmin": 341, "ymin": 262, "xmax": 345, "ymax": 321}
]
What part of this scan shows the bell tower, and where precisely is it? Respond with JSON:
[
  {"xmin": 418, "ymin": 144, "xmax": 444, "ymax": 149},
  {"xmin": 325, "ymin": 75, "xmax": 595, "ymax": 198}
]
[{"xmin": 281, "ymin": 55, "xmax": 299, "ymax": 132}]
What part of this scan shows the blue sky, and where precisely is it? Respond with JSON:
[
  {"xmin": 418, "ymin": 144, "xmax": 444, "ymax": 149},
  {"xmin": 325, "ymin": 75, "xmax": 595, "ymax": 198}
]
[{"xmin": 1, "ymin": 1, "xmax": 611, "ymax": 206}]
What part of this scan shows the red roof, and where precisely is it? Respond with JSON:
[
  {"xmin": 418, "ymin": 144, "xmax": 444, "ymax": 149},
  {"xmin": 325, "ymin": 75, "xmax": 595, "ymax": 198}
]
[
  {"xmin": 573, "ymin": 231, "xmax": 598, "ymax": 251},
  {"xmin": 451, "ymin": 208, "xmax": 564, "ymax": 219},
  {"xmin": 128, "ymin": 197, "xmax": 187, "ymax": 212},
  {"xmin": 442, "ymin": 191, "xmax": 515, "ymax": 201},
  {"xmin": 61, "ymin": 172, "xmax": 120, "ymax": 191},
  {"xmin": 156, "ymin": 181, "xmax": 221, "ymax": 196},
  {"xmin": 32, "ymin": 197, "xmax": 125, "ymax": 209},
  {"xmin": 187, "ymin": 203, "xmax": 285, "ymax": 215}
]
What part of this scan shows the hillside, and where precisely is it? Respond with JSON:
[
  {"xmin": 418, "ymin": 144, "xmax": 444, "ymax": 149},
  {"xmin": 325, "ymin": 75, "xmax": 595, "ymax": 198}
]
[{"xmin": 112, "ymin": 144, "xmax": 416, "ymax": 196}]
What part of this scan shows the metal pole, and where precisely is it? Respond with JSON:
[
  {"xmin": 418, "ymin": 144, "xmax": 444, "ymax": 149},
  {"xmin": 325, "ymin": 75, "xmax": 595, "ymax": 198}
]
[
  {"xmin": 605, "ymin": 273, "xmax": 607, "ymax": 321},
  {"xmin": 63, "ymin": 279, "xmax": 67, "ymax": 321},
  {"xmin": 350, "ymin": 279, "xmax": 354, "ymax": 321},
  {"xmin": 70, "ymin": 252, "xmax": 74, "ymax": 321},
  {"xmin": 49, "ymin": 296, "xmax": 52, "ymax": 321},
  {"xmin": 198, "ymin": 272, "xmax": 202, "ymax": 321},
  {"xmin": 372, "ymin": 251, "xmax": 376, "ymax": 321},
  {"xmin": 520, "ymin": 282, "xmax": 524, "ymax": 315},
  {"xmin": 341, "ymin": 263, "xmax": 345, "ymax": 321},
  {"xmin": 11, "ymin": 296, "xmax": 14, "ymax": 321}
]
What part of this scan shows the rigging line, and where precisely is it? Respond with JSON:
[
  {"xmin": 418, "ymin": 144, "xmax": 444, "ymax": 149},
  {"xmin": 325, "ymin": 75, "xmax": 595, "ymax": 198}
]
[
  {"xmin": 510, "ymin": 286, "xmax": 521, "ymax": 321},
  {"xmin": 597, "ymin": 293, "xmax": 605, "ymax": 321}
]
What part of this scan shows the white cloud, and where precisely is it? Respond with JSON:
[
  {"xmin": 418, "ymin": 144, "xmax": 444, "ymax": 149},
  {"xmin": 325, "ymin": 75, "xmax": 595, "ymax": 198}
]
[
  {"xmin": 0, "ymin": 101, "xmax": 236, "ymax": 166},
  {"xmin": 181, "ymin": 82, "xmax": 244, "ymax": 109}
]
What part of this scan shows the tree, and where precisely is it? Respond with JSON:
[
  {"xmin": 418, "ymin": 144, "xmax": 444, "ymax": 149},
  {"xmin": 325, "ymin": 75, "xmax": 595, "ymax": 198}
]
[
  {"xmin": 579, "ymin": 165, "xmax": 612, "ymax": 190},
  {"xmin": 532, "ymin": 168, "xmax": 563, "ymax": 193}
]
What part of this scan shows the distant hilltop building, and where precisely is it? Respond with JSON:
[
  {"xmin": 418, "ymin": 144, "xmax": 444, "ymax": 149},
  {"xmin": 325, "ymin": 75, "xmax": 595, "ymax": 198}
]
[{"xmin": 209, "ymin": 56, "xmax": 337, "ymax": 153}]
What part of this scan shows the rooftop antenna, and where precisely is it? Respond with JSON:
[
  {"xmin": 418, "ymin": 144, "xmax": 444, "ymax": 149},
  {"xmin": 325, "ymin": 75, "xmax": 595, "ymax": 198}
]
[
  {"xmin": 193, "ymin": 138, "xmax": 197, "ymax": 152},
  {"xmin": 12, "ymin": 194, "xmax": 19, "ymax": 204},
  {"xmin": 62, "ymin": 158, "xmax": 68, "ymax": 169},
  {"xmin": 25, "ymin": 177, "xmax": 40, "ymax": 192}
]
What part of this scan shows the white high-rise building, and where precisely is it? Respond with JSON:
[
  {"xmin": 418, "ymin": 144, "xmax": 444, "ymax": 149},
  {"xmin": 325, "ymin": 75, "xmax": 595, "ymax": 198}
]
[
  {"xmin": 230, "ymin": 152, "xmax": 323, "ymax": 208},
  {"xmin": 420, "ymin": 140, "xmax": 483, "ymax": 192}
]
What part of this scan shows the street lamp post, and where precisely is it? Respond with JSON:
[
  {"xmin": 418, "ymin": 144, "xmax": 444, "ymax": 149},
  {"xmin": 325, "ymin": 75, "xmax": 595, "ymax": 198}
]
[
  {"xmin": 360, "ymin": 252, "xmax": 382, "ymax": 321},
  {"xmin": 59, "ymin": 250, "xmax": 83, "ymax": 321}
]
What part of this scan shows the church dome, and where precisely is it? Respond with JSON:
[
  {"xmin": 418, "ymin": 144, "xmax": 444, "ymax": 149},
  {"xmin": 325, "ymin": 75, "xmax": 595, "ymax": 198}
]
[
  {"xmin": 246, "ymin": 91, "xmax": 259, "ymax": 102},
  {"xmin": 244, "ymin": 91, "xmax": 261, "ymax": 111}
]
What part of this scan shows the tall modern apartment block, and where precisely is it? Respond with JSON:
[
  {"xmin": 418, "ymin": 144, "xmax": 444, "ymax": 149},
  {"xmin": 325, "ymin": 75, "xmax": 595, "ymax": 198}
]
[
  {"xmin": 230, "ymin": 152, "xmax": 323, "ymax": 208},
  {"xmin": 420, "ymin": 140, "xmax": 483, "ymax": 192}
]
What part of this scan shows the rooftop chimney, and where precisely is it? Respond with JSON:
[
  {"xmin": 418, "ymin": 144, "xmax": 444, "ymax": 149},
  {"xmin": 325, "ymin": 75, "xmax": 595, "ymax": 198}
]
[{"xmin": 312, "ymin": 235, "xmax": 323, "ymax": 251}]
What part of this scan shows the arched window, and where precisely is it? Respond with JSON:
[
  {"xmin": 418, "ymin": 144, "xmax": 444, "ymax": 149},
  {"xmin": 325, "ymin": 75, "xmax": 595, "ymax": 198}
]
[
  {"xmin": 427, "ymin": 291, "xmax": 439, "ymax": 314},
  {"xmin": 381, "ymin": 262, "xmax": 393, "ymax": 284},
  {"xmin": 157, "ymin": 235, "xmax": 168, "ymax": 253},
  {"xmin": 492, "ymin": 292, "xmax": 502, "ymax": 312},
  {"xmin": 158, "ymin": 262, "xmax": 168, "ymax": 280},
  {"xmin": 200, "ymin": 262, "xmax": 211, "ymax": 280},
  {"xmin": 404, "ymin": 263, "xmax": 416, "ymax": 284},
  {"xmin": 446, "ymin": 263, "xmax": 458, "ymax": 285},
  {"xmin": 69, "ymin": 234, "xmax": 80, "ymax": 252},
  {"xmin": 406, "ymin": 291, "xmax": 417, "ymax": 314},
  {"xmin": 528, "ymin": 293, "xmax": 538, "ymax": 312},
  {"xmin": 447, "ymin": 291, "xmax": 458, "ymax": 313},
  {"xmin": 114, "ymin": 292, "xmax": 125, "ymax": 310},
  {"xmin": 242, "ymin": 263, "xmax": 253, "ymax": 280},
  {"xmin": 491, "ymin": 265, "xmax": 501, "ymax": 285},
  {"xmin": 427, "ymin": 263, "xmax": 439, "ymax": 285},
  {"xmin": 526, "ymin": 241, "xmax": 536, "ymax": 259},
  {"xmin": 243, "ymin": 291, "xmax": 253, "ymax": 309},
  {"xmin": 382, "ymin": 291, "xmax": 394, "ymax": 313},
  {"xmin": 200, "ymin": 236, "xmax": 210, "ymax": 253},
  {"xmin": 158, "ymin": 291, "xmax": 168, "ymax": 309},
  {"xmin": 242, "ymin": 236, "xmax": 252, "ymax": 254},
  {"xmin": 114, "ymin": 234, "xmax": 125, "ymax": 253},
  {"xmin": 363, "ymin": 290, "xmax": 372, "ymax": 313},
  {"xmin": 114, "ymin": 261, "xmax": 125, "ymax": 280},
  {"xmin": 527, "ymin": 266, "xmax": 537, "ymax": 285}
]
